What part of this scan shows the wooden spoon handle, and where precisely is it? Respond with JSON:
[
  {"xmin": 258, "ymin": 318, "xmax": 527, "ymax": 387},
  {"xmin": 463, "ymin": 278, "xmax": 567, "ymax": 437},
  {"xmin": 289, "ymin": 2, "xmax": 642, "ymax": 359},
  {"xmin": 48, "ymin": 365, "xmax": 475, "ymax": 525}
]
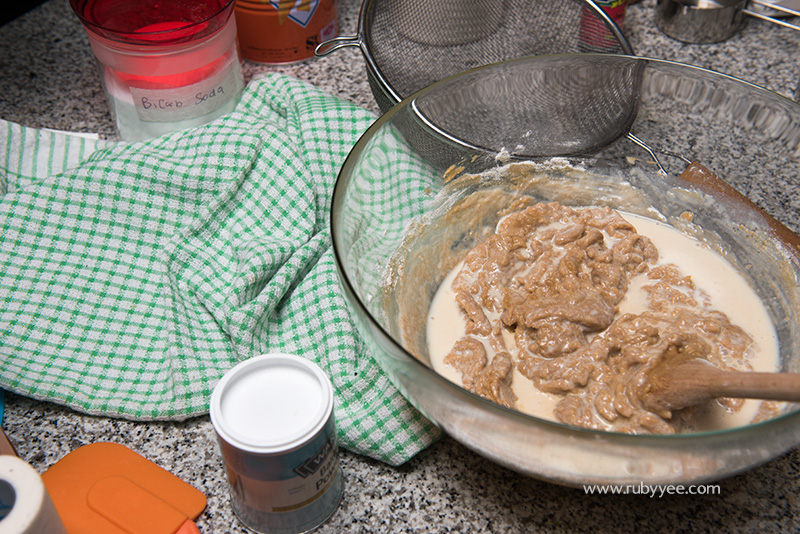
[
  {"xmin": 649, "ymin": 359, "xmax": 800, "ymax": 411},
  {"xmin": 705, "ymin": 367, "xmax": 800, "ymax": 403},
  {"xmin": 645, "ymin": 164, "xmax": 800, "ymax": 413}
]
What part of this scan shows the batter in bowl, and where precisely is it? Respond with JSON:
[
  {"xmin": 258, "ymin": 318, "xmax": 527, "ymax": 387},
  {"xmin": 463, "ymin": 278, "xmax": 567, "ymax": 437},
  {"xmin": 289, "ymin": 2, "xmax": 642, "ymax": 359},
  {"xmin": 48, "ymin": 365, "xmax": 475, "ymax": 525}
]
[{"xmin": 427, "ymin": 200, "xmax": 779, "ymax": 434}]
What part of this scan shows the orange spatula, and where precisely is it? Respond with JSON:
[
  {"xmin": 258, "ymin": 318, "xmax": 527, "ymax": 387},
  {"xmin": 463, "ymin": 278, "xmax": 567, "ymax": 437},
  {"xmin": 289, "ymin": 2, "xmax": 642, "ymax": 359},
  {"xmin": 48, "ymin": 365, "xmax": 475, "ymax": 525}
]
[{"xmin": 41, "ymin": 442, "xmax": 206, "ymax": 534}]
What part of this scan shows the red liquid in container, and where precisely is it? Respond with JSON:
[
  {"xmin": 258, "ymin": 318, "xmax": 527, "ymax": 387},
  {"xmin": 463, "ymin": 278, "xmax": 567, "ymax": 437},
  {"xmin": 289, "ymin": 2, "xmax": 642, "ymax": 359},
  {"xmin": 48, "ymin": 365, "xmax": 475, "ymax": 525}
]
[{"xmin": 70, "ymin": 0, "xmax": 244, "ymax": 141}]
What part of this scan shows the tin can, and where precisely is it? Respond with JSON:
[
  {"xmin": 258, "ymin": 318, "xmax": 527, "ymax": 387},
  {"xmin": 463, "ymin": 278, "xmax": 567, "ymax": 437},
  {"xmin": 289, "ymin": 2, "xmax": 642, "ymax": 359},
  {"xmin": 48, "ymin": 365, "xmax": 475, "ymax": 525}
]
[
  {"xmin": 578, "ymin": 0, "xmax": 628, "ymax": 51},
  {"xmin": 593, "ymin": 0, "xmax": 628, "ymax": 26},
  {"xmin": 210, "ymin": 354, "xmax": 343, "ymax": 534},
  {"xmin": 234, "ymin": 0, "xmax": 338, "ymax": 64}
]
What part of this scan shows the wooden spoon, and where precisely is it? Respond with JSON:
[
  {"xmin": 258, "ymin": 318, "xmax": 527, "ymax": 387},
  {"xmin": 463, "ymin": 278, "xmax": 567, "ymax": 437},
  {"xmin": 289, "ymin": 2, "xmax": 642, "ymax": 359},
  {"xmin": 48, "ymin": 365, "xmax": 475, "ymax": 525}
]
[
  {"xmin": 640, "ymin": 162, "xmax": 800, "ymax": 414},
  {"xmin": 642, "ymin": 357, "xmax": 800, "ymax": 413}
]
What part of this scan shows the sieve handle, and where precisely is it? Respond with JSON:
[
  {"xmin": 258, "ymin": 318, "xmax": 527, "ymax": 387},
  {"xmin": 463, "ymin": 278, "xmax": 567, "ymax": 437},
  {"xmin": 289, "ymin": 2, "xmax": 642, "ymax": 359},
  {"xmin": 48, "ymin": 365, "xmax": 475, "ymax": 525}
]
[
  {"xmin": 314, "ymin": 35, "xmax": 362, "ymax": 57},
  {"xmin": 744, "ymin": 0, "xmax": 800, "ymax": 32}
]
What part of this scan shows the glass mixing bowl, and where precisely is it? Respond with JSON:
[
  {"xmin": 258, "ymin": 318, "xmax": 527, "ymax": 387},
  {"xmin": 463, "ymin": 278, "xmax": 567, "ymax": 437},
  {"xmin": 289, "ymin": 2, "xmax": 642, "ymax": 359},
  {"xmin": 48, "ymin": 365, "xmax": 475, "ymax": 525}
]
[{"xmin": 330, "ymin": 54, "xmax": 800, "ymax": 486}]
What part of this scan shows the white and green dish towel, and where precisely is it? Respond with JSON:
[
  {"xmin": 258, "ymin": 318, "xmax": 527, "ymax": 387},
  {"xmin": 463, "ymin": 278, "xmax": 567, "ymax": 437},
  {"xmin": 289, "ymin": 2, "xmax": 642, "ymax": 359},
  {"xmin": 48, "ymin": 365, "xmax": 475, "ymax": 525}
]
[{"xmin": 0, "ymin": 74, "xmax": 440, "ymax": 465}]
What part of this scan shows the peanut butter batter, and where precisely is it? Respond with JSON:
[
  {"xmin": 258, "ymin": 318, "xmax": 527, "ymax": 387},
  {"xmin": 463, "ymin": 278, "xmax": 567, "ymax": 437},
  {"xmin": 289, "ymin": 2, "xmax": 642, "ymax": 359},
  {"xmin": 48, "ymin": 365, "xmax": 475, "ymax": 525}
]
[{"xmin": 428, "ymin": 201, "xmax": 778, "ymax": 434}]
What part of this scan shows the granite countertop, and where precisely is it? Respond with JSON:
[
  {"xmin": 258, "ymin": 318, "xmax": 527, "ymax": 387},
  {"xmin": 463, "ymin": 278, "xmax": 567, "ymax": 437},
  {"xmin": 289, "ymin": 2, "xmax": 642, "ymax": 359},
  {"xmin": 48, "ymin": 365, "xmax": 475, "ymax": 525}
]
[{"xmin": 2, "ymin": 1, "xmax": 800, "ymax": 532}]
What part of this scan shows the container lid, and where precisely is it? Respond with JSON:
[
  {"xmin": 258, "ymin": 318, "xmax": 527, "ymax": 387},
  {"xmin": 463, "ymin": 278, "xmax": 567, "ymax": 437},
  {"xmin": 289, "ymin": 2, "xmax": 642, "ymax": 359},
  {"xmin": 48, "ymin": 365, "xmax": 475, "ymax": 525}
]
[
  {"xmin": 210, "ymin": 354, "xmax": 334, "ymax": 453},
  {"xmin": 70, "ymin": 0, "xmax": 235, "ymax": 45}
]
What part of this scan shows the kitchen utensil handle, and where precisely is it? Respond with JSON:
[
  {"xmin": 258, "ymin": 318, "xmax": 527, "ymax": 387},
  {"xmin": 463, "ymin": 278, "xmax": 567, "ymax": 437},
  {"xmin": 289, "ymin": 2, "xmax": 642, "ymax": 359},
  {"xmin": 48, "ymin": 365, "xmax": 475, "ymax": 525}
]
[
  {"xmin": 708, "ymin": 368, "xmax": 800, "ymax": 402},
  {"xmin": 315, "ymin": 35, "xmax": 362, "ymax": 57},
  {"xmin": 745, "ymin": 0, "xmax": 800, "ymax": 32},
  {"xmin": 648, "ymin": 359, "xmax": 800, "ymax": 411}
]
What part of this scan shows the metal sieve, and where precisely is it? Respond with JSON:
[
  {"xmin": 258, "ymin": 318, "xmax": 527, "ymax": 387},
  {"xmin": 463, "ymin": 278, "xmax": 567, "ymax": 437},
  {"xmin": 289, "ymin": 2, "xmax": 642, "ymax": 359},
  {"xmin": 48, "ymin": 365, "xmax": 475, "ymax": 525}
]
[{"xmin": 315, "ymin": 0, "xmax": 634, "ymax": 113}]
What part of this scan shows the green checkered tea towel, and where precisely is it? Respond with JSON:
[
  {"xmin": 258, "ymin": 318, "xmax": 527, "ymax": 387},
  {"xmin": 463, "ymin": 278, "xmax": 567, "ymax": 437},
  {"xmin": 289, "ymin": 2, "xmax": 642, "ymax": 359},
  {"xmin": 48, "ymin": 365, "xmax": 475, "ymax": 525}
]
[{"xmin": 0, "ymin": 74, "xmax": 441, "ymax": 465}]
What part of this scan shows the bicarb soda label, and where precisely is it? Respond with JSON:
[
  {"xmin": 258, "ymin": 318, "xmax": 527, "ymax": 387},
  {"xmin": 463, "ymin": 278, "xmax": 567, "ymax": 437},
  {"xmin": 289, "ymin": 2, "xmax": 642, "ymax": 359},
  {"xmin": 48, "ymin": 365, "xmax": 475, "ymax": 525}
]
[{"xmin": 128, "ymin": 63, "xmax": 241, "ymax": 122}]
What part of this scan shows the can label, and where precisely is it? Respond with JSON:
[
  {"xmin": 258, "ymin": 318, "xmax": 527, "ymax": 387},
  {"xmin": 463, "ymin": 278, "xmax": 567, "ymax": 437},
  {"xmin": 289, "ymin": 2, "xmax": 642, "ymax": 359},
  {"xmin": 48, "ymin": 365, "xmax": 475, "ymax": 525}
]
[
  {"xmin": 271, "ymin": 0, "xmax": 319, "ymax": 26},
  {"xmin": 592, "ymin": 0, "xmax": 628, "ymax": 26},
  {"xmin": 234, "ymin": 0, "xmax": 338, "ymax": 64},
  {"xmin": 578, "ymin": 0, "xmax": 628, "ymax": 51},
  {"xmin": 228, "ymin": 433, "xmax": 338, "ymax": 513}
]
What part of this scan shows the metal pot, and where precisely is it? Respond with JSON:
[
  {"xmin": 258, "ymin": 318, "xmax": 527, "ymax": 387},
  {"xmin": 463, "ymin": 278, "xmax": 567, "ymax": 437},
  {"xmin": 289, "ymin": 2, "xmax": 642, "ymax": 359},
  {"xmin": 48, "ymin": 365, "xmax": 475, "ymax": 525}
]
[
  {"xmin": 655, "ymin": 0, "xmax": 800, "ymax": 44},
  {"xmin": 655, "ymin": 0, "xmax": 747, "ymax": 43}
]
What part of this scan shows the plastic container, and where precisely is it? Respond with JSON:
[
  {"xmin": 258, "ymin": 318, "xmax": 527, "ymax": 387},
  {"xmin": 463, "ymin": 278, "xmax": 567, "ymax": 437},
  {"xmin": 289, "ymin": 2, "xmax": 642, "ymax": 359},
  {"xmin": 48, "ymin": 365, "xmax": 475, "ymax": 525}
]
[
  {"xmin": 0, "ymin": 456, "xmax": 66, "ymax": 534},
  {"xmin": 69, "ymin": 0, "xmax": 244, "ymax": 141},
  {"xmin": 234, "ymin": 0, "xmax": 338, "ymax": 64},
  {"xmin": 210, "ymin": 354, "xmax": 343, "ymax": 534}
]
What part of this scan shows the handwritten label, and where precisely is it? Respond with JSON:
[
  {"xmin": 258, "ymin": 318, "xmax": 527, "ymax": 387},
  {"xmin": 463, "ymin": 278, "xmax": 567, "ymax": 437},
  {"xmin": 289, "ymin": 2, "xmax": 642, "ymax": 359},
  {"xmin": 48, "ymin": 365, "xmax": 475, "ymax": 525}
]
[{"xmin": 130, "ymin": 63, "xmax": 241, "ymax": 123}]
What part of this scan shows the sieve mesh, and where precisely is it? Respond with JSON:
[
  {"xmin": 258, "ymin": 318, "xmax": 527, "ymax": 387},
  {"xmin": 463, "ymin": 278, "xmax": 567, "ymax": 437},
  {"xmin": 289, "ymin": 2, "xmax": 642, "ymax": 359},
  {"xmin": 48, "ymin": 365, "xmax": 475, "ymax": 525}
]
[
  {"xmin": 357, "ymin": 0, "xmax": 633, "ymax": 111},
  {"xmin": 410, "ymin": 55, "xmax": 643, "ymax": 158}
]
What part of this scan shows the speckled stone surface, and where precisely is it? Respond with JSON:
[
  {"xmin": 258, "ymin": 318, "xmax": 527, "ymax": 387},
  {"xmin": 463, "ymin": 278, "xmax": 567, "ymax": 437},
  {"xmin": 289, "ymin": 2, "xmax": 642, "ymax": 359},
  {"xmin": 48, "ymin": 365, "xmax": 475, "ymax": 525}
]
[{"xmin": 2, "ymin": 1, "xmax": 800, "ymax": 532}]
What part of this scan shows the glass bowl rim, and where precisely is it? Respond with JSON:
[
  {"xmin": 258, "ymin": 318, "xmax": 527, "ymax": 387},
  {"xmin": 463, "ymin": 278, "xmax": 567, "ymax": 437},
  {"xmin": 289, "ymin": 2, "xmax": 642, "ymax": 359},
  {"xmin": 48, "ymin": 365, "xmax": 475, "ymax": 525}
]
[{"xmin": 330, "ymin": 52, "xmax": 800, "ymax": 444}]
